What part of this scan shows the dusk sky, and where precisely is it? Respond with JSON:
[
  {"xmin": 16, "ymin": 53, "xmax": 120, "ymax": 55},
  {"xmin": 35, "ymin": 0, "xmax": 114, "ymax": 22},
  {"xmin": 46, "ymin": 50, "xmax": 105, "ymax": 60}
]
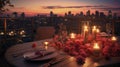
[{"xmin": 8, "ymin": 0, "xmax": 120, "ymax": 16}]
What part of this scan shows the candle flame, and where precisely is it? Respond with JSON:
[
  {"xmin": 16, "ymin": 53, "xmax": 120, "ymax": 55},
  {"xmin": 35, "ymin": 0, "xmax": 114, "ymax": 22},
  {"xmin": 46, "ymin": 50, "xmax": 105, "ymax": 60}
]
[
  {"xmin": 84, "ymin": 25, "xmax": 88, "ymax": 32},
  {"xmin": 93, "ymin": 26, "xmax": 96, "ymax": 29},
  {"xmin": 111, "ymin": 36, "xmax": 117, "ymax": 41},
  {"xmin": 44, "ymin": 41, "xmax": 49, "ymax": 46},
  {"xmin": 96, "ymin": 29, "xmax": 100, "ymax": 33},
  {"xmin": 92, "ymin": 26, "xmax": 97, "ymax": 32},
  {"xmin": 70, "ymin": 33, "xmax": 76, "ymax": 39},
  {"xmin": 93, "ymin": 43, "xmax": 100, "ymax": 50}
]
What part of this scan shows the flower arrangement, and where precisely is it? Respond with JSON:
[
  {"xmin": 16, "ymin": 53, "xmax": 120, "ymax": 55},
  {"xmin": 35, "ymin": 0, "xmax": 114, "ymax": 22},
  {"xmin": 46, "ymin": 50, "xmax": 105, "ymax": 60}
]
[{"xmin": 52, "ymin": 33, "xmax": 120, "ymax": 65}]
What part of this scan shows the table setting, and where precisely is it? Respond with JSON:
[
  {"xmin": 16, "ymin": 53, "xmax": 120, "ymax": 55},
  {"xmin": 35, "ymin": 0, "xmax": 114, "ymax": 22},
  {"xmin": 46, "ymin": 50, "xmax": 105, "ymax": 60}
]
[{"xmin": 5, "ymin": 25, "xmax": 120, "ymax": 67}]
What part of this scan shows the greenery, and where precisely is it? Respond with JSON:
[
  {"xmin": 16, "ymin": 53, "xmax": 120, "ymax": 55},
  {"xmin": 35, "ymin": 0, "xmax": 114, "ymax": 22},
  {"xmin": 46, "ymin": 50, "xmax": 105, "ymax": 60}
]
[{"xmin": 0, "ymin": 0, "xmax": 14, "ymax": 14}]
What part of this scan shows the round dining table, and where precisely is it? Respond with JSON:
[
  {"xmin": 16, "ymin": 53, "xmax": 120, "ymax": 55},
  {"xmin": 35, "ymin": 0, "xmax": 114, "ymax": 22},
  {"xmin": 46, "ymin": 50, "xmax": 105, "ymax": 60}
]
[{"xmin": 5, "ymin": 39, "xmax": 120, "ymax": 67}]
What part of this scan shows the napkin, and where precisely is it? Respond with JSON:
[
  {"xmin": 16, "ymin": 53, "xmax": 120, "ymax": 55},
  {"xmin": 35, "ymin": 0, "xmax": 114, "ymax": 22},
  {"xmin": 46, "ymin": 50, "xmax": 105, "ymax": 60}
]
[{"xmin": 25, "ymin": 51, "xmax": 54, "ymax": 60}]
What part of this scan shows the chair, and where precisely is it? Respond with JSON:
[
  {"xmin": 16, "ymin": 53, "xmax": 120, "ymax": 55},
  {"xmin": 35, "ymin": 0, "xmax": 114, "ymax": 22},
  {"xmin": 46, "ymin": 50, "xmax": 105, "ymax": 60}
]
[{"xmin": 34, "ymin": 26, "xmax": 55, "ymax": 41}]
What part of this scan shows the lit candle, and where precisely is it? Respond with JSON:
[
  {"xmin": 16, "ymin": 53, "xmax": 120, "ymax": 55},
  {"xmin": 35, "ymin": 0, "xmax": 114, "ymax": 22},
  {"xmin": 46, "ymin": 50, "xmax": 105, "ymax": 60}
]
[
  {"xmin": 92, "ymin": 26, "xmax": 97, "ymax": 40},
  {"xmin": 93, "ymin": 43, "xmax": 100, "ymax": 56},
  {"xmin": 111, "ymin": 36, "xmax": 117, "ymax": 41},
  {"xmin": 92, "ymin": 26, "xmax": 97, "ymax": 34},
  {"xmin": 44, "ymin": 41, "xmax": 49, "ymax": 46},
  {"xmin": 84, "ymin": 25, "xmax": 88, "ymax": 43},
  {"xmin": 93, "ymin": 43, "xmax": 100, "ymax": 50},
  {"xmin": 84, "ymin": 25, "xmax": 88, "ymax": 33},
  {"xmin": 84, "ymin": 25, "xmax": 88, "ymax": 37},
  {"xmin": 96, "ymin": 29, "xmax": 100, "ymax": 33},
  {"xmin": 70, "ymin": 33, "xmax": 76, "ymax": 39}
]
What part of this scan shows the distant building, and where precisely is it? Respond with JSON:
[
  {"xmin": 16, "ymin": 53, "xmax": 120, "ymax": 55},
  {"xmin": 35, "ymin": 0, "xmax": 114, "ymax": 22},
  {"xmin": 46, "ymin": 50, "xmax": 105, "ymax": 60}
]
[
  {"xmin": 95, "ymin": 11, "xmax": 99, "ymax": 18},
  {"xmin": 108, "ymin": 10, "xmax": 112, "ymax": 19},
  {"xmin": 86, "ymin": 10, "xmax": 90, "ymax": 16},
  {"xmin": 100, "ymin": 12, "xmax": 105, "ymax": 18},
  {"xmin": 20, "ymin": 12, "xmax": 25, "ymax": 18}
]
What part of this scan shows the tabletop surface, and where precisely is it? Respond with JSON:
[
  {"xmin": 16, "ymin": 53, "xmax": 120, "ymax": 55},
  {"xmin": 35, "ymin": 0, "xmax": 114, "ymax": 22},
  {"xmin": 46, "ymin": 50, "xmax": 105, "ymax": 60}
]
[{"xmin": 5, "ymin": 39, "xmax": 120, "ymax": 67}]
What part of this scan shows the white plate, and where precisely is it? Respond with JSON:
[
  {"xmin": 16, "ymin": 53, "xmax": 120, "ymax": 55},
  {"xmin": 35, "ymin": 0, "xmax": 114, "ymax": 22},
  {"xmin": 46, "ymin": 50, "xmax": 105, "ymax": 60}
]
[{"xmin": 23, "ymin": 50, "xmax": 58, "ymax": 61}]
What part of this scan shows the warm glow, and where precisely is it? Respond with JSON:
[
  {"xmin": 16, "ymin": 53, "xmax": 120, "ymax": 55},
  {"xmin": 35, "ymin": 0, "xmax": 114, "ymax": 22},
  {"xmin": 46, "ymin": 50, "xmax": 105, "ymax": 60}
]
[
  {"xmin": 70, "ymin": 33, "xmax": 76, "ymax": 39},
  {"xmin": 8, "ymin": 0, "xmax": 120, "ymax": 16},
  {"xmin": 93, "ymin": 43, "xmax": 100, "ymax": 50},
  {"xmin": 69, "ymin": 56, "xmax": 75, "ymax": 61},
  {"xmin": 111, "ymin": 36, "xmax": 117, "ymax": 41},
  {"xmin": 45, "ymin": 46, "xmax": 48, "ymax": 50},
  {"xmin": 0, "ymin": 32, "xmax": 4, "ymax": 35},
  {"xmin": 84, "ymin": 25, "xmax": 88, "ymax": 32},
  {"xmin": 96, "ymin": 29, "xmax": 100, "ymax": 33},
  {"xmin": 8, "ymin": 31, "xmax": 15, "ymax": 36},
  {"xmin": 20, "ymin": 30, "xmax": 25, "ymax": 35},
  {"xmin": 92, "ymin": 26, "xmax": 97, "ymax": 33},
  {"xmin": 44, "ymin": 41, "xmax": 49, "ymax": 46}
]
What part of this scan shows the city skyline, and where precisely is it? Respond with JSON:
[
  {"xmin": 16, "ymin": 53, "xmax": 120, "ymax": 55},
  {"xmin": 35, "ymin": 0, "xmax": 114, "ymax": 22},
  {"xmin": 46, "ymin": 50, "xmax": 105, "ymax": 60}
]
[{"xmin": 6, "ymin": 0, "xmax": 120, "ymax": 16}]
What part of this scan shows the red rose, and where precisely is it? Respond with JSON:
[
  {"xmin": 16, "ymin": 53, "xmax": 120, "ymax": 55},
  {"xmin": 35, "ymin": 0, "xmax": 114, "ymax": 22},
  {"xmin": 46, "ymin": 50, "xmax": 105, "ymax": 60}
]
[{"xmin": 32, "ymin": 43, "xmax": 37, "ymax": 48}]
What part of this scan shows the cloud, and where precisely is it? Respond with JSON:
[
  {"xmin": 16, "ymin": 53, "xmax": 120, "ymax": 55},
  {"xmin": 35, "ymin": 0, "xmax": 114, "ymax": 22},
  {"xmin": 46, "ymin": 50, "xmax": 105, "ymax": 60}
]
[
  {"xmin": 12, "ymin": 7, "xmax": 26, "ymax": 10},
  {"xmin": 42, "ymin": 5, "xmax": 105, "ymax": 9},
  {"xmin": 92, "ymin": 7, "xmax": 120, "ymax": 11}
]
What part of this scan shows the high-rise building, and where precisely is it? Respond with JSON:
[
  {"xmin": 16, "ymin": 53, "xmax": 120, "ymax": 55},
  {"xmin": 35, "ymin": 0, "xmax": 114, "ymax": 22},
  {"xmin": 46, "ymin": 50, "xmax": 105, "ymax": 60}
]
[
  {"xmin": 50, "ymin": 11, "xmax": 54, "ymax": 17},
  {"xmin": 80, "ymin": 11, "xmax": 84, "ymax": 17},
  {"xmin": 21, "ymin": 12, "xmax": 25, "ymax": 18},
  {"xmin": 95, "ymin": 11, "xmax": 99, "ymax": 18},
  {"xmin": 113, "ymin": 13, "xmax": 117, "ymax": 19},
  {"xmin": 100, "ymin": 12, "xmax": 105, "ymax": 18},
  {"xmin": 86, "ymin": 10, "xmax": 90, "ymax": 16},
  {"xmin": 108, "ymin": 10, "xmax": 112, "ymax": 19}
]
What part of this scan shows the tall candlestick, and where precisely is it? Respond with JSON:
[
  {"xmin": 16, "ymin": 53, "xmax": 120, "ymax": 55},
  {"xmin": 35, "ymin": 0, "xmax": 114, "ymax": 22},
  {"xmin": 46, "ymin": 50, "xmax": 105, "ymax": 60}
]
[
  {"xmin": 92, "ymin": 26, "xmax": 97, "ymax": 40},
  {"xmin": 70, "ymin": 33, "xmax": 76, "ymax": 39},
  {"xmin": 92, "ymin": 26, "xmax": 97, "ymax": 34},
  {"xmin": 84, "ymin": 25, "xmax": 88, "ymax": 43}
]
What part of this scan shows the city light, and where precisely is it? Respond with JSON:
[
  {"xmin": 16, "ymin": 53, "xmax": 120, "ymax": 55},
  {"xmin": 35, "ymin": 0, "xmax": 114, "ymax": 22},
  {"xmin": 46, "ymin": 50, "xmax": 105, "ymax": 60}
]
[
  {"xmin": 8, "ymin": 31, "xmax": 15, "ymax": 36},
  {"xmin": 20, "ymin": 30, "xmax": 25, "ymax": 35},
  {"xmin": 0, "ymin": 32, "xmax": 4, "ymax": 35}
]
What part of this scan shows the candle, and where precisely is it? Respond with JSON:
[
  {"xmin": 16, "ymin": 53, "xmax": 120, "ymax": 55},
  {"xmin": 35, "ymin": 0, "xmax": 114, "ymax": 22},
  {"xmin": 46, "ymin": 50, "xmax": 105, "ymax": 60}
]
[
  {"xmin": 44, "ymin": 41, "xmax": 49, "ymax": 46},
  {"xmin": 92, "ymin": 26, "xmax": 97, "ymax": 40},
  {"xmin": 96, "ymin": 29, "xmax": 100, "ymax": 33},
  {"xmin": 84, "ymin": 25, "xmax": 88, "ymax": 32},
  {"xmin": 111, "ymin": 36, "xmax": 117, "ymax": 41},
  {"xmin": 70, "ymin": 33, "xmax": 76, "ymax": 39},
  {"xmin": 93, "ymin": 43, "xmax": 100, "ymax": 50},
  {"xmin": 43, "ymin": 41, "xmax": 49, "ymax": 50},
  {"xmin": 84, "ymin": 25, "xmax": 88, "ymax": 37},
  {"xmin": 93, "ymin": 43, "xmax": 100, "ymax": 57},
  {"xmin": 84, "ymin": 25, "xmax": 88, "ymax": 43},
  {"xmin": 92, "ymin": 26, "xmax": 97, "ymax": 34}
]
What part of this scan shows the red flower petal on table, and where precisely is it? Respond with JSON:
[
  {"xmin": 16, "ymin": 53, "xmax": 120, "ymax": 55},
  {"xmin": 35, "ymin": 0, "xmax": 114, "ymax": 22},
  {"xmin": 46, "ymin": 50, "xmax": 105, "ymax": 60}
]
[{"xmin": 32, "ymin": 43, "xmax": 37, "ymax": 48}]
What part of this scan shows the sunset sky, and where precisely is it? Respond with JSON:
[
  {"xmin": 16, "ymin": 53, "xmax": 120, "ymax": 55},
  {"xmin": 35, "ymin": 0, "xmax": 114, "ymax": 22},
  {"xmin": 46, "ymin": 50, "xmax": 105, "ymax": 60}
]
[{"xmin": 8, "ymin": 0, "xmax": 120, "ymax": 16}]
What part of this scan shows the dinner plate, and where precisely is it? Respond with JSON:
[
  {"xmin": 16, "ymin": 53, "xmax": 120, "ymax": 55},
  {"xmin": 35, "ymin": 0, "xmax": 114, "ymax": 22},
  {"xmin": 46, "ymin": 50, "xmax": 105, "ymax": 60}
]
[{"xmin": 23, "ymin": 50, "xmax": 58, "ymax": 61}]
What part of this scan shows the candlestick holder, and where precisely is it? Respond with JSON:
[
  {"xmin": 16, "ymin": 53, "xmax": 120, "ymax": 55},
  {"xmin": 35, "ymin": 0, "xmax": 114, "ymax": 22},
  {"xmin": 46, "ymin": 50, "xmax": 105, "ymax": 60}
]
[{"xmin": 92, "ymin": 42, "xmax": 102, "ymax": 62}]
